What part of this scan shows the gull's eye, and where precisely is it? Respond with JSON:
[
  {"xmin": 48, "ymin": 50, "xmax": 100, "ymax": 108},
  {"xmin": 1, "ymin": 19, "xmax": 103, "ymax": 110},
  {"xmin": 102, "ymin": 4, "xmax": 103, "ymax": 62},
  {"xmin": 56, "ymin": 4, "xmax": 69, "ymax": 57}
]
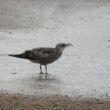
[{"xmin": 61, "ymin": 44, "xmax": 65, "ymax": 47}]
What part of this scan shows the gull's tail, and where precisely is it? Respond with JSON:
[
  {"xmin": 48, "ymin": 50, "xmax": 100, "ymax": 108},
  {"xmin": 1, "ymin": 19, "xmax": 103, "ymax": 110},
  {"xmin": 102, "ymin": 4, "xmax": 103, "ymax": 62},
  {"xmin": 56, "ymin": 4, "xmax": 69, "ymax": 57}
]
[
  {"xmin": 8, "ymin": 50, "xmax": 31, "ymax": 59},
  {"xmin": 8, "ymin": 54, "xmax": 24, "ymax": 58}
]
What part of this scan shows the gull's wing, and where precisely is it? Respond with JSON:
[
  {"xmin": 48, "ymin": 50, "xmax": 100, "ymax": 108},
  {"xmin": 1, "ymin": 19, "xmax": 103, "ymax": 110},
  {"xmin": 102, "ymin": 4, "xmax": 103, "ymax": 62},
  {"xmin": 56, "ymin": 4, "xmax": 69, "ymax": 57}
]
[
  {"xmin": 25, "ymin": 48, "xmax": 56, "ymax": 60},
  {"xmin": 9, "ymin": 48, "xmax": 57, "ymax": 61}
]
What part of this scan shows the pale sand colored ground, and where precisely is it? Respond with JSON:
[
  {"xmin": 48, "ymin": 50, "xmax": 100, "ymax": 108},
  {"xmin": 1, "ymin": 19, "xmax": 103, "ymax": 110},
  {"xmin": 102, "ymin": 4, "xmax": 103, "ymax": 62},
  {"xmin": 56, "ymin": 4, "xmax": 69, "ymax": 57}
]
[{"xmin": 0, "ymin": 93, "xmax": 110, "ymax": 110}]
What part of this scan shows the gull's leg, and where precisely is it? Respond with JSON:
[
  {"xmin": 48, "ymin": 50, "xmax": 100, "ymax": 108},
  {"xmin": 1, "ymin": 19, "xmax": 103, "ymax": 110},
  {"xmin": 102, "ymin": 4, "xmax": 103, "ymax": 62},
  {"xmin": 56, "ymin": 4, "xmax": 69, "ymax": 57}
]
[
  {"xmin": 40, "ymin": 64, "xmax": 43, "ymax": 74},
  {"xmin": 45, "ymin": 65, "xmax": 48, "ymax": 74}
]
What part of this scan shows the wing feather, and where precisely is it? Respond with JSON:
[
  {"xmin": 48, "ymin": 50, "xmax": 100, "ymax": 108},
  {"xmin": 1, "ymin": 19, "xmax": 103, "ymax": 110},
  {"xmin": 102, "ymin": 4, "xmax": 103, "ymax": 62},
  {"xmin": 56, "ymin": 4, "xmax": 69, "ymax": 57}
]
[{"xmin": 25, "ymin": 48, "xmax": 56, "ymax": 60}]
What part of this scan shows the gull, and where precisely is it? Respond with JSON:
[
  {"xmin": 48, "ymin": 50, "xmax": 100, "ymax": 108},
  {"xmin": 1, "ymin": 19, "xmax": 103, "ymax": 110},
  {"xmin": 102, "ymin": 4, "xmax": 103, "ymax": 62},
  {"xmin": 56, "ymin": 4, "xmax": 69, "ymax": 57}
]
[{"xmin": 9, "ymin": 43, "xmax": 72, "ymax": 74}]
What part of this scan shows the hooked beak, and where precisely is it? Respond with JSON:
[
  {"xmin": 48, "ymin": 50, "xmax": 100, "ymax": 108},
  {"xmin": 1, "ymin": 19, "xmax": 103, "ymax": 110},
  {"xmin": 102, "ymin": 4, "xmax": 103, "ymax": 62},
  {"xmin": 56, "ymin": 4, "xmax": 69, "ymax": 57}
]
[{"xmin": 66, "ymin": 43, "xmax": 73, "ymax": 47}]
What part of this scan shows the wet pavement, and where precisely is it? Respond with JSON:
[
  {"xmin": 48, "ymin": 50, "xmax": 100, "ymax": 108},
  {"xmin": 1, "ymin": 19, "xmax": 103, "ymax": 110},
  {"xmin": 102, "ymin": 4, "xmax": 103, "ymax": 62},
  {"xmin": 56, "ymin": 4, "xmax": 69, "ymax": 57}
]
[{"xmin": 0, "ymin": 0, "xmax": 110, "ymax": 98}]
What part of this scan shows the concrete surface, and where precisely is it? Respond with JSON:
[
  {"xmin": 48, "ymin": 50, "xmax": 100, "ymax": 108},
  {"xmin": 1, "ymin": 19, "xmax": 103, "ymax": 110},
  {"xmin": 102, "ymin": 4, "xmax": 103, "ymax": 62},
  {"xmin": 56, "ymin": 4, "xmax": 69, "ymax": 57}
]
[{"xmin": 0, "ymin": 0, "xmax": 110, "ymax": 98}]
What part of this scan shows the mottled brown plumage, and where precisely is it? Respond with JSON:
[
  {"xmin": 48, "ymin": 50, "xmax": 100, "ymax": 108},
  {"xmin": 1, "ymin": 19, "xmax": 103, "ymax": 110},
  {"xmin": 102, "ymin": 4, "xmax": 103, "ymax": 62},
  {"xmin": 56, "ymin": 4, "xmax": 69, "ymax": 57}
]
[{"xmin": 9, "ymin": 43, "xmax": 72, "ymax": 74}]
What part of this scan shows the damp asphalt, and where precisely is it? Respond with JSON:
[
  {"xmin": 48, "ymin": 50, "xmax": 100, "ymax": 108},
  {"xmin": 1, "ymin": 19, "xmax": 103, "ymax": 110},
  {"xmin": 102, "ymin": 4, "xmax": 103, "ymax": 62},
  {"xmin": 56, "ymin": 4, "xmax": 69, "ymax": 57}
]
[{"xmin": 0, "ymin": 0, "xmax": 110, "ymax": 98}]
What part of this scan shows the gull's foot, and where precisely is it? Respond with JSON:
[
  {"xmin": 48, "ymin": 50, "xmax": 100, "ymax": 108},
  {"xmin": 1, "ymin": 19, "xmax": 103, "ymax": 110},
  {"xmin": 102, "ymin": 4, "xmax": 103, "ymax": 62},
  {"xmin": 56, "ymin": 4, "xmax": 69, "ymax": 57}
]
[
  {"xmin": 39, "ymin": 72, "xmax": 44, "ymax": 74},
  {"xmin": 46, "ymin": 72, "xmax": 48, "ymax": 74}
]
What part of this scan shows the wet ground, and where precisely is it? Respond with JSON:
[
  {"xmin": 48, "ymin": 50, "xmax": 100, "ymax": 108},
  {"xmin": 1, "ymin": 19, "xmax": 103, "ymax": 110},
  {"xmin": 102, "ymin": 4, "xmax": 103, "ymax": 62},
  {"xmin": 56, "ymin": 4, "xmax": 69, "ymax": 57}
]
[{"xmin": 0, "ymin": 0, "xmax": 110, "ymax": 98}]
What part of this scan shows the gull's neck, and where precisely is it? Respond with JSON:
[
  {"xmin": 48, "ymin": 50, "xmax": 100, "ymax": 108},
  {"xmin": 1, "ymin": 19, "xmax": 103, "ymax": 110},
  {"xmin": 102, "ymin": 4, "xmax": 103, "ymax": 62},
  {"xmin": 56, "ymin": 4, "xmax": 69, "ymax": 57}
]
[{"xmin": 55, "ymin": 47, "xmax": 64, "ymax": 54}]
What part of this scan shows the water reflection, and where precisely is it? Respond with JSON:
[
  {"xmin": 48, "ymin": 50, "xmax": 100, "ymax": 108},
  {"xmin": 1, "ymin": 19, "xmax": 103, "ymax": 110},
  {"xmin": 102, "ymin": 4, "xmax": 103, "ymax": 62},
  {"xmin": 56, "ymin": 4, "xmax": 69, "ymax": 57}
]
[{"xmin": 38, "ymin": 73, "xmax": 56, "ymax": 80}]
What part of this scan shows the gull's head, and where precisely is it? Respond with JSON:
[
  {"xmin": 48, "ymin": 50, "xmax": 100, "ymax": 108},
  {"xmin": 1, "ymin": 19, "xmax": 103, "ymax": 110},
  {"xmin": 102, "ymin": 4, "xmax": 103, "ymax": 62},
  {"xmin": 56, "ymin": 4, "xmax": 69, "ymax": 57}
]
[{"xmin": 56, "ymin": 43, "xmax": 73, "ymax": 52}]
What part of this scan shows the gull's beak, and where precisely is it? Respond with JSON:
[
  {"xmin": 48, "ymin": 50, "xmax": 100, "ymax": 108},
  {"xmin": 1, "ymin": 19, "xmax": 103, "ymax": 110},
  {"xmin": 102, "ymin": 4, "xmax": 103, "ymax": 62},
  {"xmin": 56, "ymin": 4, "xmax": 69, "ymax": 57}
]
[{"xmin": 66, "ymin": 43, "xmax": 73, "ymax": 47}]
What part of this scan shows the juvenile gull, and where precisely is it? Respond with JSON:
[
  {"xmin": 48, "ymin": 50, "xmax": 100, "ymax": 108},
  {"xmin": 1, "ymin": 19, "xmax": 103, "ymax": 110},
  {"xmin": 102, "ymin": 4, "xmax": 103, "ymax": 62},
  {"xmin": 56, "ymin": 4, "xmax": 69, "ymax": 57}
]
[{"xmin": 9, "ymin": 43, "xmax": 72, "ymax": 74}]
